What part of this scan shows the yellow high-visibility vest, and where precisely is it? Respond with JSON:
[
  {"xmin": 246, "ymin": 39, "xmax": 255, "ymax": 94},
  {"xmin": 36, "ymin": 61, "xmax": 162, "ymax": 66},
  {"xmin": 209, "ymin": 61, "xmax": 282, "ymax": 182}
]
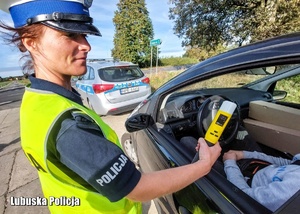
[{"xmin": 20, "ymin": 87, "xmax": 142, "ymax": 214}]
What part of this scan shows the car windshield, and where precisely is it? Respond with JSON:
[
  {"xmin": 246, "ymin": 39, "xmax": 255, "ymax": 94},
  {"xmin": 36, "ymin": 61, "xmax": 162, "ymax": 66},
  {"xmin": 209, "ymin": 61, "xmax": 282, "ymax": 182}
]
[
  {"xmin": 98, "ymin": 66, "xmax": 144, "ymax": 82},
  {"xmin": 178, "ymin": 64, "xmax": 300, "ymax": 90}
]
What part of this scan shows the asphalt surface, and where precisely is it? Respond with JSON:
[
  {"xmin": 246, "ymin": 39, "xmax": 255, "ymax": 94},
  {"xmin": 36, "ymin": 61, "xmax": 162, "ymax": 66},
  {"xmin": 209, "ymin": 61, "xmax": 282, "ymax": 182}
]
[{"xmin": 0, "ymin": 83, "xmax": 157, "ymax": 214}]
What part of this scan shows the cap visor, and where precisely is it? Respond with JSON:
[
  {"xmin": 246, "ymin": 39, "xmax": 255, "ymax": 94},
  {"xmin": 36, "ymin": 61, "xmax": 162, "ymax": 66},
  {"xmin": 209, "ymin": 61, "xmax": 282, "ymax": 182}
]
[{"xmin": 43, "ymin": 20, "xmax": 101, "ymax": 36}]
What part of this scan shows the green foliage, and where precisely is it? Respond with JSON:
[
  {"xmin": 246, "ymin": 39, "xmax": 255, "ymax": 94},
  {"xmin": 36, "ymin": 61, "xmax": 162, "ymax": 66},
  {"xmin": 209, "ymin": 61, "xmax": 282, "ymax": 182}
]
[
  {"xmin": 169, "ymin": 0, "xmax": 300, "ymax": 51},
  {"xmin": 112, "ymin": 0, "xmax": 155, "ymax": 68},
  {"xmin": 251, "ymin": 0, "xmax": 300, "ymax": 42},
  {"xmin": 183, "ymin": 44, "xmax": 227, "ymax": 61},
  {"xmin": 276, "ymin": 75, "xmax": 300, "ymax": 103},
  {"xmin": 149, "ymin": 70, "xmax": 182, "ymax": 91},
  {"xmin": 160, "ymin": 57, "xmax": 198, "ymax": 66}
]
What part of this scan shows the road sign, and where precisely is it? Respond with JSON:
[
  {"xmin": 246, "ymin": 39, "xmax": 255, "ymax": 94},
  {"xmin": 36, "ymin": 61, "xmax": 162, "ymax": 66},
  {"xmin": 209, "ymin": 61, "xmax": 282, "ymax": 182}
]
[
  {"xmin": 150, "ymin": 39, "xmax": 161, "ymax": 75},
  {"xmin": 150, "ymin": 39, "xmax": 162, "ymax": 46}
]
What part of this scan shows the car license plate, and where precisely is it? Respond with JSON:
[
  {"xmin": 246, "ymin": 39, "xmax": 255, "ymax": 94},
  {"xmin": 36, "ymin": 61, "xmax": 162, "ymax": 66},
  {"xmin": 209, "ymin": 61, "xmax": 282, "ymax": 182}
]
[{"xmin": 120, "ymin": 86, "xmax": 139, "ymax": 94}]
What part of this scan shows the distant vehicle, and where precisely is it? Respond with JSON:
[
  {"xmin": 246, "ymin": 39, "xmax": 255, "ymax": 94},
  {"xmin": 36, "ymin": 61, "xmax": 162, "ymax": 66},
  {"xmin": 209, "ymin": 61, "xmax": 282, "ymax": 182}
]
[{"xmin": 75, "ymin": 59, "xmax": 151, "ymax": 115}]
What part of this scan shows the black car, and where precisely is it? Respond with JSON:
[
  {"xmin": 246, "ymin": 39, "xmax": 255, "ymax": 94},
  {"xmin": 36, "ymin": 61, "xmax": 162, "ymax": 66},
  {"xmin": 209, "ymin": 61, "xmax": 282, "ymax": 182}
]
[{"xmin": 121, "ymin": 33, "xmax": 300, "ymax": 214}]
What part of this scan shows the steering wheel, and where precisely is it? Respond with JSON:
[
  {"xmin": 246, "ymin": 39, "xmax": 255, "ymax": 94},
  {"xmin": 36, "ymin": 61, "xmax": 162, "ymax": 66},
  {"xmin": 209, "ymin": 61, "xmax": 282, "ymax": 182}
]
[{"xmin": 196, "ymin": 95, "xmax": 240, "ymax": 147}]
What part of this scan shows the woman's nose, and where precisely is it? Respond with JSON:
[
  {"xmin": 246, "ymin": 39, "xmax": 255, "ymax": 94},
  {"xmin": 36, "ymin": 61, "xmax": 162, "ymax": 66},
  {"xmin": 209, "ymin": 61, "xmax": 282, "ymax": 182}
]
[{"xmin": 78, "ymin": 36, "xmax": 91, "ymax": 52}]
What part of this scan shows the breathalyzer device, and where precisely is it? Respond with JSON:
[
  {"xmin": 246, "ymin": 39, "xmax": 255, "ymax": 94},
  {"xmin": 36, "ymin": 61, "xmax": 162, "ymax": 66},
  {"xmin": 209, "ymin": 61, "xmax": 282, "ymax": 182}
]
[
  {"xmin": 204, "ymin": 100, "xmax": 237, "ymax": 146},
  {"xmin": 191, "ymin": 100, "xmax": 237, "ymax": 163}
]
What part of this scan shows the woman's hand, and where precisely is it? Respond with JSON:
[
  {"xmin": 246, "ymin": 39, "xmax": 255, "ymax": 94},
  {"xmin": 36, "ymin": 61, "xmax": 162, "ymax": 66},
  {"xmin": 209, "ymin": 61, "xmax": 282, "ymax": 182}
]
[{"xmin": 196, "ymin": 138, "xmax": 221, "ymax": 168}]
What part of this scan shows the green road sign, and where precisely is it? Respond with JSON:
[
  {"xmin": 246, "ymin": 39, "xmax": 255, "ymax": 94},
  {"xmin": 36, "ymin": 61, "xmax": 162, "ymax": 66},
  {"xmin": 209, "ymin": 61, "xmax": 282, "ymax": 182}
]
[{"xmin": 150, "ymin": 39, "xmax": 162, "ymax": 46}]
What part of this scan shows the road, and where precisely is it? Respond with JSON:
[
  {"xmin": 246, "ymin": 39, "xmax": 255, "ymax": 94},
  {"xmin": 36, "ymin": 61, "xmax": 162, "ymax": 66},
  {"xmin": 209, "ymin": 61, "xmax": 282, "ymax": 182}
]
[
  {"xmin": 0, "ymin": 84, "xmax": 157, "ymax": 214},
  {"xmin": 0, "ymin": 82, "xmax": 24, "ymax": 111}
]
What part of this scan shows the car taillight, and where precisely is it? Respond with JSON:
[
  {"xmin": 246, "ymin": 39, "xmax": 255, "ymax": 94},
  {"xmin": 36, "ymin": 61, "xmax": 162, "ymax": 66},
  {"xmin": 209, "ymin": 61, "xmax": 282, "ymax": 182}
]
[
  {"xmin": 142, "ymin": 77, "xmax": 150, "ymax": 84},
  {"xmin": 92, "ymin": 84, "xmax": 114, "ymax": 94}
]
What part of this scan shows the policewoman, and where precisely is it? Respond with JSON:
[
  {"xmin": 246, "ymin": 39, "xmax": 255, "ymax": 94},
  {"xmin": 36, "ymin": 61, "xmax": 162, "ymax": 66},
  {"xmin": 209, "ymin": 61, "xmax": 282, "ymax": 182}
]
[{"xmin": 0, "ymin": 0, "xmax": 221, "ymax": 213}]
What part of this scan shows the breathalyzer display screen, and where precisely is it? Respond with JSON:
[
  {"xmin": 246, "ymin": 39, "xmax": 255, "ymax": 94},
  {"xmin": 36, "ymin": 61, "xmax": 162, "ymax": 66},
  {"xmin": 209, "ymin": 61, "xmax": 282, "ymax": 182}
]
[{"xmin": 216, "ymin": 114, "xmax": 228, "ymax": 127}]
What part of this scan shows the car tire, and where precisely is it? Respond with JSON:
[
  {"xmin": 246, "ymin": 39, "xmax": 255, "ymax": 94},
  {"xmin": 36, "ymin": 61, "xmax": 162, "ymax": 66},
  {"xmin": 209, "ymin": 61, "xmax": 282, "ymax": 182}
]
[{"xmin": 121, "ymin": 133, "xmax": 139, "ymax": 167}]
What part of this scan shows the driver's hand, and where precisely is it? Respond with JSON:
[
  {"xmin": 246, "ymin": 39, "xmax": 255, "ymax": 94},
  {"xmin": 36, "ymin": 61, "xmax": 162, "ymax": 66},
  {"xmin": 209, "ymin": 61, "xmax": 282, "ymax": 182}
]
[
  {"xmin": 197, "ymin": 138, "xmax": 221, "ymax": 167},
  {"xmin": 223, "ymin": 150, "xmax": 244, "ymax": 162}
]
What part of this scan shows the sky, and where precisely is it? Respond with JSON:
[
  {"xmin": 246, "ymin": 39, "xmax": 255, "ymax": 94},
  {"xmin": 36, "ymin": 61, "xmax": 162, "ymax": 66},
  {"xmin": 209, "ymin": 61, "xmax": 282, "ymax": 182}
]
[{"xmin": 0, "ymin": 1, "xmax": 185, "ymax": 77}]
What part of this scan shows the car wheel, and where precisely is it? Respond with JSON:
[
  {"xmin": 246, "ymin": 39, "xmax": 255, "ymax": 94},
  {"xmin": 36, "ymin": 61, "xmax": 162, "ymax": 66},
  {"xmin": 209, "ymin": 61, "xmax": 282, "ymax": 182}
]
[{"xmin": 121, "ymin": 133, "xmax": 139, "ymax": 167}]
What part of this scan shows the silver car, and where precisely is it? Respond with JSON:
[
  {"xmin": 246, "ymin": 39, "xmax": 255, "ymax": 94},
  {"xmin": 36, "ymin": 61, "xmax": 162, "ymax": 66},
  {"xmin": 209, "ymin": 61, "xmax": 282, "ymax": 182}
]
[{"xmin": 75, "ymin": 59, "xmax": 151, "ymax": 115}]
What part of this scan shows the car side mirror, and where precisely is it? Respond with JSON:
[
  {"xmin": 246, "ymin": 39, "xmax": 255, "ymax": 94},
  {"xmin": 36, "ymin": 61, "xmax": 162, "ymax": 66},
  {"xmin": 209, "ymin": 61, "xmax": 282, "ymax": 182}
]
[
  {"xmin": 272, "ymin": 90, "xmax": 287, "ymax": 100},
  {"xmin": 125, "ymin": 113, "xmax": 151, "ymax": 132}
]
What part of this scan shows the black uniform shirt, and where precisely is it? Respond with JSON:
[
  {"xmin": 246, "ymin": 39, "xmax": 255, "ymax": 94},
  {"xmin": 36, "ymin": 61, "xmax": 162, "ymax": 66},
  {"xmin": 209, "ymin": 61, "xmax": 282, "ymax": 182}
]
[{"xmin": 29, "ymin": 76, "xmax": 141, "ymax": 202}]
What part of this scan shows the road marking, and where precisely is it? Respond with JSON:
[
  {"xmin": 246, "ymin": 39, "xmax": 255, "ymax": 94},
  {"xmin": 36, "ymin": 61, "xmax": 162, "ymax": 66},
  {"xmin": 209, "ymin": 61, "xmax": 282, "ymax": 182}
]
[{"xmin": 0, "ymin": 101, "xmax": 13, "ymax": 106}]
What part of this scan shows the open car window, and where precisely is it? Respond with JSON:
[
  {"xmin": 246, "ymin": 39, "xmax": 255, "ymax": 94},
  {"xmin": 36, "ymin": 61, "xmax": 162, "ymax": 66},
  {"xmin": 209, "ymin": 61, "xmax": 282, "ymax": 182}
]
[{"xmin": 159, "ymin": 64, "xmax": 300, "ymax": 111}]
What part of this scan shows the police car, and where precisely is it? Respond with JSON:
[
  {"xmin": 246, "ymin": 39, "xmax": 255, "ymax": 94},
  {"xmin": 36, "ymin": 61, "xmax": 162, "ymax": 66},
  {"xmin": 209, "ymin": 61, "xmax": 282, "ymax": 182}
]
[{"xmin": 75, "ymin": 59, "xmax": 151, "ymax": 115}]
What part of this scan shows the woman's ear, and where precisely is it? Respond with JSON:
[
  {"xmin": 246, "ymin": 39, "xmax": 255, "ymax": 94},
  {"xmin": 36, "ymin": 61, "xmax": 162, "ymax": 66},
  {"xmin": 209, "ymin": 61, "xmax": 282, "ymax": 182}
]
[{"xmin": 21, "ymin": 37, "xmax": 36, "ymax": 52}]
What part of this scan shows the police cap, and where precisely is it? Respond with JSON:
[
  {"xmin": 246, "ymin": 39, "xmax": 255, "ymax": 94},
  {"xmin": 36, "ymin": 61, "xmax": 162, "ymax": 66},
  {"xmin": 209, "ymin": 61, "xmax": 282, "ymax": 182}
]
[{"xmin": 0, "ymin": 0, "xmax": 101, "ymax": 36}]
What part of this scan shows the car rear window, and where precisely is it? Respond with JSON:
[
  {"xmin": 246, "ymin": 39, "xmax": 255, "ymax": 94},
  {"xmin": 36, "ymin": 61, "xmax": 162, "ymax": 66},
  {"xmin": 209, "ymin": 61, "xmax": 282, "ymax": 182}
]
[{"xmin": 98, "ymin": 66, "xmax": 144, "ymax": 82}]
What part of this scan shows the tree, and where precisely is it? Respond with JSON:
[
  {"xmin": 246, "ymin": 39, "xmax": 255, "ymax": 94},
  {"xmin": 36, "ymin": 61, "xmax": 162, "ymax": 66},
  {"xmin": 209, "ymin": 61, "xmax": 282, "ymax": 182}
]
[
  {"xmin": 169, "ymin": 0, "xmax": 300, "ymax": 51},
  {"xmin": 184, "ymin": 45, "xmax": 227, "ymax": 61},
  {"xmin": 112, "ymin": 0, "xmax": 155, "ymax": 67}
]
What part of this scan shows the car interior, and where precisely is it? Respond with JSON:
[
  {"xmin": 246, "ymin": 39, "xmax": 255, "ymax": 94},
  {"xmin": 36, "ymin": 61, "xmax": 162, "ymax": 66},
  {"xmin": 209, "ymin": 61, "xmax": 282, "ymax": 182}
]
[
  {"xmin": 152, "ymin": 65, "xmax": 300, "ymax": 213},
  {"xmin": 244, "ymin": 100, "xmax": 300, "ymax": 156}
]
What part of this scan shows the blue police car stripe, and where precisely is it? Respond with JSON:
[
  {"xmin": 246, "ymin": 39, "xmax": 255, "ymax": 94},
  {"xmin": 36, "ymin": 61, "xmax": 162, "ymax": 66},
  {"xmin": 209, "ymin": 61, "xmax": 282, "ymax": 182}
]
[
  {"xmin": 9, "ymin": 0, "xmax": 90, "ymax": 28},
  {"xmin": 104, "ymin": 81, "xmax": 147, "ymax": 94},
  {"xmin": 76, "ymin": 83, "xmax": 95, "ymax": 95}
]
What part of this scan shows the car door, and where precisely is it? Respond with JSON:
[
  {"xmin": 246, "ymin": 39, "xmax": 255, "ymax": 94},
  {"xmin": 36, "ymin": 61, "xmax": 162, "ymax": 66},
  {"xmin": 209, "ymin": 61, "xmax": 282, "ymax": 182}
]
[
  {"xmin": 76, "ymin": 67, "xmax": 90, "ymax": 103},
  {"xmin": 131, "ymin": 113, "xmax": 271, "ymax": 213},
  {"xmin": 76, "ymin": 66, "xmax": 96, "ymax": 108},
  {"xmin": 129, "ymin": 119, "xmax": 221, "ymax": 214}
]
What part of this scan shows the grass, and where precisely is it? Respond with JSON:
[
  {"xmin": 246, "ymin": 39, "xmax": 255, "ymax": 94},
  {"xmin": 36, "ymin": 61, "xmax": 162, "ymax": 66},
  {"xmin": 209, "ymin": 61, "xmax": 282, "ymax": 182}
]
[
  {"xmin": 148, "ymin": 70, "xmax": 183, "ymax": 91},
  {"xmin": 0, "ymin": 81, "xmax": 9, "ymax": 88},
  {"xmin": 0, "ymin": 79, "xmax": 30, "ymax": 88}
]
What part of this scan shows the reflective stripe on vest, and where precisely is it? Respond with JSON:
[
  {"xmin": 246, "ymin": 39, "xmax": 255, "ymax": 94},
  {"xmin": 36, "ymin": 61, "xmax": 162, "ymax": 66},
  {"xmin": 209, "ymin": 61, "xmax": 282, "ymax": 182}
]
[{"xmin": 20, "ymin": 87, "xmax": 141, "ymax": 214}]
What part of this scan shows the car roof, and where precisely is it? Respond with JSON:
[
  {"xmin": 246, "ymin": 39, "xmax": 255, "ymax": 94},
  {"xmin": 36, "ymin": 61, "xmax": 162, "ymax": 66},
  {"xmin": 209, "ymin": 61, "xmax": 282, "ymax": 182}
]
[
  {"xmin": 87, "ymin": 58, "xmax": 137, "ymax": 69},
  {"xmin": 155, "ymin": 32, "xmax": 300, "ymax": 95}
]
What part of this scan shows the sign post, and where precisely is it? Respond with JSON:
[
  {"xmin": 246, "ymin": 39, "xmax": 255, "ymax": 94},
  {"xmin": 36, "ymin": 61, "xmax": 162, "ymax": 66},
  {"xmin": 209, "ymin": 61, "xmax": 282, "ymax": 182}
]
[{"xmin": 150, "ymin": 39, "xmax": 162, "ymax": 75}]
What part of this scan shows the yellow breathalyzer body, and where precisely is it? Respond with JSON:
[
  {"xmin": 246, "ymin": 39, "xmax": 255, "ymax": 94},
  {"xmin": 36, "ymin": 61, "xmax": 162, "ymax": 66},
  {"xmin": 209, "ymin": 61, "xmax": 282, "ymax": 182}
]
[{"xmin": 205, "ymin": 100, "xmax": 237, "ymax": 146}]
